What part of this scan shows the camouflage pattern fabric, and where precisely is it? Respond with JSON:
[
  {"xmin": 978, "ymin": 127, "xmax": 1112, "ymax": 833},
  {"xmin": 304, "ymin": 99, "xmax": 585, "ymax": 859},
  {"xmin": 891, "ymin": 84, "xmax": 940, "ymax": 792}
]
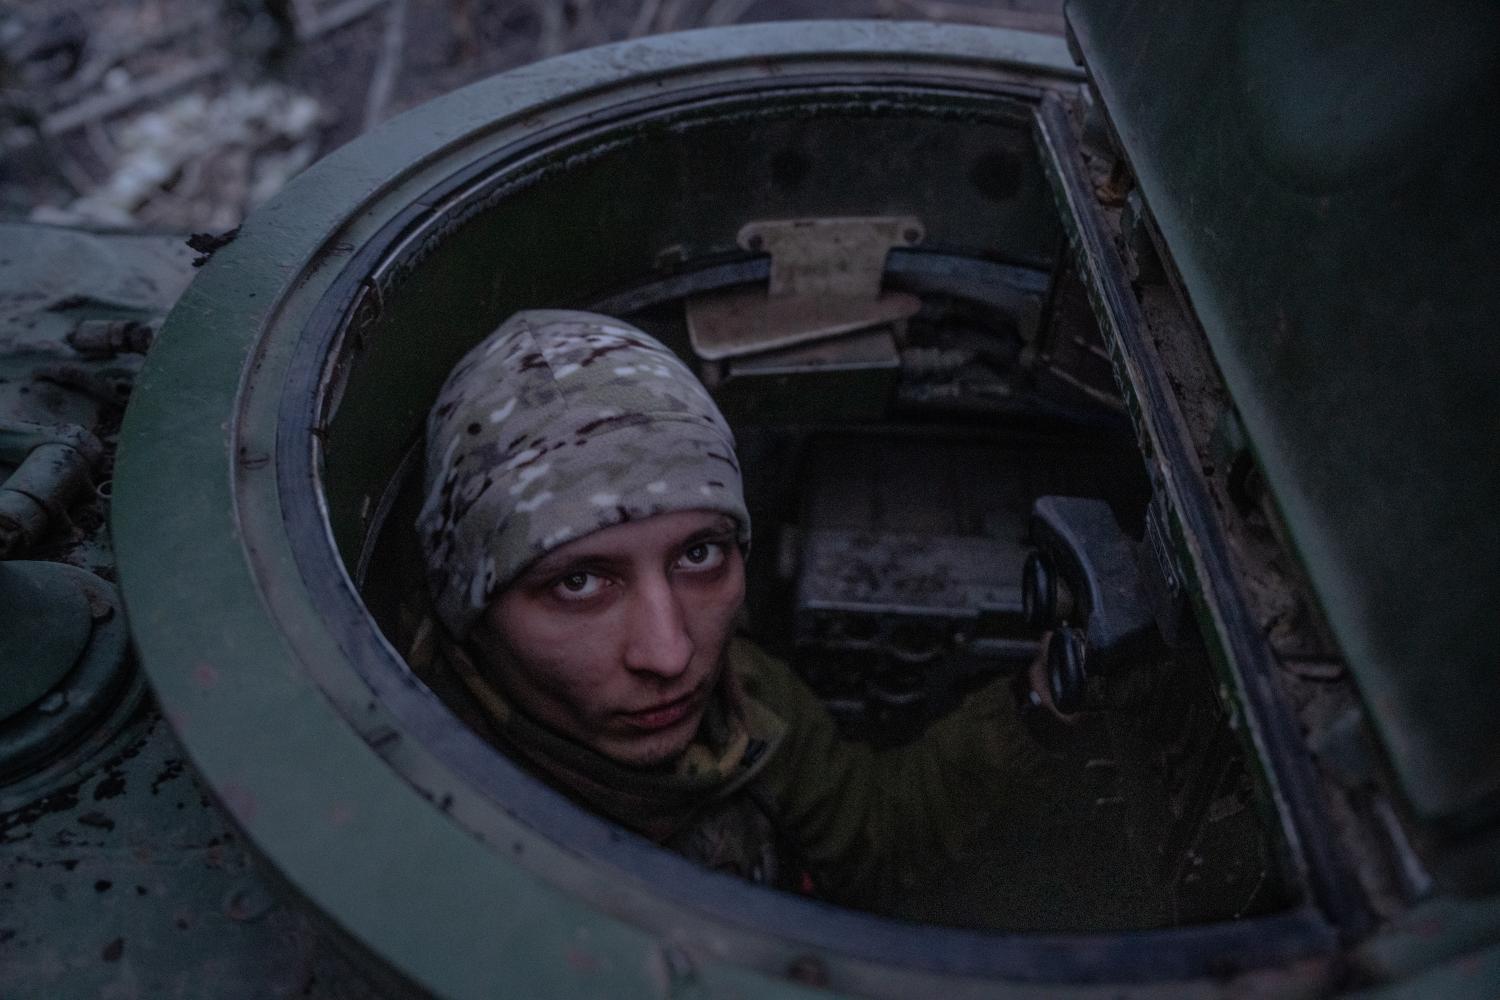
[{"xmin": 418, "ymin": 309, "xmax": 750, "ymax": 637}]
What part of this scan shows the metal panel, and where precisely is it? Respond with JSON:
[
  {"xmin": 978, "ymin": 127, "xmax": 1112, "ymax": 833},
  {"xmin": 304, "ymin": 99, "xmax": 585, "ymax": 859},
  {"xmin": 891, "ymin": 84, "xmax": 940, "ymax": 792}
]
[{"xmin": 1069, "ymin": 0, "xmax": 1500, "ymax": 824}]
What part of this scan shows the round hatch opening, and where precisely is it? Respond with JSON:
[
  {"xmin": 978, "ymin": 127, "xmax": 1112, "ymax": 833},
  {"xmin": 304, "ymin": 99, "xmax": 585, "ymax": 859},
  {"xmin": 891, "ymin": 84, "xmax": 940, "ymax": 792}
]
[{"xmin": 116, "ymin": 23, "xmax": 1331, "ymax": 997}]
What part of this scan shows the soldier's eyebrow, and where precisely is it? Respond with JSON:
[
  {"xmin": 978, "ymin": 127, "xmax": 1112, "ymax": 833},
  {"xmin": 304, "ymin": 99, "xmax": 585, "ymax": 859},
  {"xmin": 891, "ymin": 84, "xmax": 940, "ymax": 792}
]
[
  {"xmin": 520, "ymin": 531, "xmax": 642, "ymax": 581},
  {"xmin": 679, "ymin": 517, "xmax": 737, "ymax": 546},
  {"xmin": 517, "ymin": 515, "xmax": 738, "ymax": 584},
  {"xmin": 520, "ymin": 546, "xmax": 623, "ymax": 582}
]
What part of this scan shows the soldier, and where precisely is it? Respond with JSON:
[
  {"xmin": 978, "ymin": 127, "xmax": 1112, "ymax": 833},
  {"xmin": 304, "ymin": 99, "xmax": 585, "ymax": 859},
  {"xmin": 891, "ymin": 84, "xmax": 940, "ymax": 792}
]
[{"xmin": 413, "ymin": 309, "xmax": 1050, "ymax": 913}]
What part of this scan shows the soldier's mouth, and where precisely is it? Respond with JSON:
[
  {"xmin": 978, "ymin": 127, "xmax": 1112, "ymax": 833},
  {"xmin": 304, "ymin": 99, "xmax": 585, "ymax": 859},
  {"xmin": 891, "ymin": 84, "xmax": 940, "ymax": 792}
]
[{"xmin": 618, "ymin": 687, "xmax": 703, "ymax": 732}]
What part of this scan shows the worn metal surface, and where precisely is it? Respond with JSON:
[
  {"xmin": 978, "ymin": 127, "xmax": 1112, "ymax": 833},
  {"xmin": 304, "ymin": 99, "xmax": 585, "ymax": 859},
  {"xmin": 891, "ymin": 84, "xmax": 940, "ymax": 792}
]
[
  {"xmin": 0, "ymin": 560, "xmax": 92, "ymax": 719},
  {"xmin": 781, "ymin": 432, "xmax": 1288, "ymax": 933},
  {"xmin": 728, "ymin": 325, "xmax": 900, "ymax": 375},
  {"xmin": 751, "ymin": 217, "xmax": 922, "ymax": 300},
  {"xmin": 1353, "ymin": 894, "xmax": 1500, "ymax": 987},
  {"xmin": 109, "ymin": 18, "xmax": 1349, "ymax": 996},
  {"xmin": 794, "ymin": 527, "xmax": 1029, "ymax": 720},
  {"xmin": 0, "ymin": 421, "xmax": 102, "ymax": 557},
  {"xmin": 1026, "ymin": 495, "xmax": 1154, "ymax": 662},
  {"xmin": 0, "ymin": 560, "xmax": 128, "ymax": 783},
  {"xmin": 1033, "ymin": 91, "xmax": 1370, "ymax": 941},
  {"xmin": 686, "ymin": 284, "xmax": 920, "ymax": 362},
  {"xmin": 685, "ymin": 217, "xmax": 923, "ymax": 360},
  {"xmin": 1350, "ymin": 939, "xmax": 1500, "ymax": 1000},
  {"xmin": 0, "ymin": 225, "xmax": 188, "ymax": 783},
  {"xmin": 0, "ymin": 222, "xmax": 189, "ymax": 565},
  {"xmin": 708, "ymin": 323, "xmax": 901, "ymax": 425},
  {"xmin": 1, "ymin": 708, "xmax": 381, "ymax": 1000},
  {"xmin": 0, "ymin": 222, "xmax": 376, "ymax": 998},
  {"xmin": 1068, "ymin": 0, "xmax": 1500, "ymax": 825},
  {"xmin": 119, "ymin": 21, "xmax": 1263, "ymax": 1000},
  {"xmin": 787, "ymin": 429, "xmax": 1148, "ymax": 705}
]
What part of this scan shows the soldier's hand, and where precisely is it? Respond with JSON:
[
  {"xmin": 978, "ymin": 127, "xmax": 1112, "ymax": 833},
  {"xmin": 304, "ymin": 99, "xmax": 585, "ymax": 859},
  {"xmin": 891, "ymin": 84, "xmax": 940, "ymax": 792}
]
[{"xmin": 1019, "ymin": 631, "xmax": 1083, "ymax": 726}]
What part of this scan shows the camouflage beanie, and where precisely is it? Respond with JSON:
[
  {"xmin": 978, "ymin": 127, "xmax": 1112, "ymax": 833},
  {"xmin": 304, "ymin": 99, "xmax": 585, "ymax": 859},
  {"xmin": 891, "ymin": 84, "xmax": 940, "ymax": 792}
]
[{"xmin": 418, "ymin": 310, "xmax": 750, "ymax": 638}]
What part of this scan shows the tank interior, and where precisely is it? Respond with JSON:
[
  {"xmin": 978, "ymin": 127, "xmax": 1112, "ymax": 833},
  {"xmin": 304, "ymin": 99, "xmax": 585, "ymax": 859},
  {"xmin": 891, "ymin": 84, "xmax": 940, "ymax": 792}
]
[{"xmin": 323, "ymin": 79, "xmax": 1300, "ymax": 933}]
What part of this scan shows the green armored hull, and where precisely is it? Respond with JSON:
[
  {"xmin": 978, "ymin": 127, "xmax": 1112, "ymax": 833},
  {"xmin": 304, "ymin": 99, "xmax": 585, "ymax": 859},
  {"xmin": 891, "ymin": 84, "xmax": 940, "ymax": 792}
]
[{"xmin": 3, "ymin": 10, "xmax": 1498, "ymax": 998}]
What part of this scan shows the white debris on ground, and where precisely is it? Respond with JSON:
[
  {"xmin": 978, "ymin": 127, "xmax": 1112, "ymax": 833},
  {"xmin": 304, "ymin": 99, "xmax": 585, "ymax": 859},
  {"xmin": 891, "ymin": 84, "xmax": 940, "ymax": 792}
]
[
  {"xmin": 30, "ymin": 82, "xmax": 323, "ymax": 230},
  {"xmin": 4, "ymin": 0, "xmax": 1060, "ymax": 232}
]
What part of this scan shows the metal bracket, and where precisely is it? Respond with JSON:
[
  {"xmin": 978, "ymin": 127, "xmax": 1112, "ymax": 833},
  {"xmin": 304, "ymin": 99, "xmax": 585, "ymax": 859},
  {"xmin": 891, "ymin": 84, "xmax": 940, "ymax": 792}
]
[
  {"xmin": 1026, "ymin": 495, "xmax": 1156, "ymax": 663},
  {"xmin": 686, "ymin": 216, "xmax": 924, "ymax": 361},
  {"xmin": 0, "ymin": 420, "xmax": 102, "ymax": 559}
]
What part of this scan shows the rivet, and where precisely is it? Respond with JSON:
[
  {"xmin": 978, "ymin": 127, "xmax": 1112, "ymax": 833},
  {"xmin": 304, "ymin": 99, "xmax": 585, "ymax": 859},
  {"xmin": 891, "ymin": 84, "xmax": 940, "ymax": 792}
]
[{"xmin": 223, "ymin": 883, "xmax": 275, "ymax": 922}]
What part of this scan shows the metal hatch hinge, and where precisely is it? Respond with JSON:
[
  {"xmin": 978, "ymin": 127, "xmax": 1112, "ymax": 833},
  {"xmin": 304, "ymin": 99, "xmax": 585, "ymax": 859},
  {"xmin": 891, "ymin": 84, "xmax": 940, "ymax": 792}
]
[{"xmin": 686, "ymin": 216, "xmax": 924, "ymax": 362}]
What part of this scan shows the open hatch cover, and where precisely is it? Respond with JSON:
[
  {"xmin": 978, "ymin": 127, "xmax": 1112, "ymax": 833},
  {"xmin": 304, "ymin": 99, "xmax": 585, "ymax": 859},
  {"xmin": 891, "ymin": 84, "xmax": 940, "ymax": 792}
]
[{"xmin": 1068, "ymin": 0, "xmax": 1500, "ymax": 825}]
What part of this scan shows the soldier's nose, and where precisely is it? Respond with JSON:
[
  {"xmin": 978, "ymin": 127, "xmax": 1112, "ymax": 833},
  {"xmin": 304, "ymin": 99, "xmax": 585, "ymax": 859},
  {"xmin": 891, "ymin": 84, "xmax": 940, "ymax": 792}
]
[{"xmin": 622, "ymin": 574, "xmax": 693, "ymax": 679}]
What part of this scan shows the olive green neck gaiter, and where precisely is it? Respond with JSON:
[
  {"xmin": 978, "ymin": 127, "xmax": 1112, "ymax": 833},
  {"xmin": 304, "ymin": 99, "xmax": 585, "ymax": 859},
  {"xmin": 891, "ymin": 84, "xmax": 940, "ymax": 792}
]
[{"xmin": 438, "ymin": 631, "xmax": 785, "ymax": 844}]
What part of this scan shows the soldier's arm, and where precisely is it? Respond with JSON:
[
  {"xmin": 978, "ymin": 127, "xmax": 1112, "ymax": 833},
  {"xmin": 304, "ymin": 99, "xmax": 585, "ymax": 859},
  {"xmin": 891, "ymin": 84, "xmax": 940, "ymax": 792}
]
[{"xmin": 735, "ymin": 638, "xmax": 1047, "ymax": 913}]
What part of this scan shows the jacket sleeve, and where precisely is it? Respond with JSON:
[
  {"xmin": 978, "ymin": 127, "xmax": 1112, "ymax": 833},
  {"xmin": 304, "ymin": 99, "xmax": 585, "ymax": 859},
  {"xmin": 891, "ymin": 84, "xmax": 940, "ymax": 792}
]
[{"xmin": 735, "ymin": 638, "xmax": 1048, "ymax": 913}]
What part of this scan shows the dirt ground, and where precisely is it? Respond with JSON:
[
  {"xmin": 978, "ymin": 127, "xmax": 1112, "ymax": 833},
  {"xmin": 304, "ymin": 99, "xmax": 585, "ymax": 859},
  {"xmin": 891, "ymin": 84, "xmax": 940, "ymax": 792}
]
[{"xmin": 0, "ymin": 0, "xmax": 1064, "ymax": 232}]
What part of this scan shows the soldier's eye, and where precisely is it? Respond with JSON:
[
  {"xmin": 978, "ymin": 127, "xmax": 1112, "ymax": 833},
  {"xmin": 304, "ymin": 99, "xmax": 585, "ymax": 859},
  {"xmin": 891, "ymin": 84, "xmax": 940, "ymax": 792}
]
[
  {"xmin": 677, "ymin": 542, "xmax": 726, "ymax": 573},
  {"xmin": 553, "ymin": 572, "xmax": 604, "ymax": 600}
]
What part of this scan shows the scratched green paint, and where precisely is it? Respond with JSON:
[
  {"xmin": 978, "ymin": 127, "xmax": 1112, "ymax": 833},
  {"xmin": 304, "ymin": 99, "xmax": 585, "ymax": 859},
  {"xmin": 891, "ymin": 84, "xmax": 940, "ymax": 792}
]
[{"xmin": 111, "ymin": 21, "xmax": 1145, "ymax": 1000}]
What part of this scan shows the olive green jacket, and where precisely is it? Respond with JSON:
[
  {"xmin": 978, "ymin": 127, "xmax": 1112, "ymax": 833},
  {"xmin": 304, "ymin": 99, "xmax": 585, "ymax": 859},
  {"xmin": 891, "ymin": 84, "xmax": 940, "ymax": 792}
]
[
  {"xmin": 408, "ymin": 617, "xmax": 1042, "ymax": 917},
  {"xmin": 730, "ymin": 638, "xmax": 1043, "ymax": 913}
]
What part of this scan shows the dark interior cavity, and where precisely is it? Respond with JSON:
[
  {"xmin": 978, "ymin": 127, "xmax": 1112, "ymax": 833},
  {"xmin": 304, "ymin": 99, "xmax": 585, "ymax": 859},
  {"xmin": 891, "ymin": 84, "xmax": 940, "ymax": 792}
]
[{"xmin": 320, "ymin": 80, "xmax": 1298, "ymax": 933}]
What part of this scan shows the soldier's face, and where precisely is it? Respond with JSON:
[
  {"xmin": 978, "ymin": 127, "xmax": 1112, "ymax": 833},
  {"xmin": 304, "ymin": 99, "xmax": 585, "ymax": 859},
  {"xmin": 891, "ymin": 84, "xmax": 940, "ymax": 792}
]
[{"xmin": 475, "ymin": 510, "xmax": 745, "ymax": 768}]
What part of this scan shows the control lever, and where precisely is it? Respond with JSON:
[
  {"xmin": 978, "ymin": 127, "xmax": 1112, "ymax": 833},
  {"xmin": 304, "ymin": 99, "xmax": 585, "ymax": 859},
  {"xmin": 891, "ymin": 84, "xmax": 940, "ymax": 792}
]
[
  {"xmin": 1021, "ymin": 496, "xmax": 1157, "ymax": 712},
  {"xmin": 1046, "ymin": 626, "xmax": 1089, "ymax": 713}
]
